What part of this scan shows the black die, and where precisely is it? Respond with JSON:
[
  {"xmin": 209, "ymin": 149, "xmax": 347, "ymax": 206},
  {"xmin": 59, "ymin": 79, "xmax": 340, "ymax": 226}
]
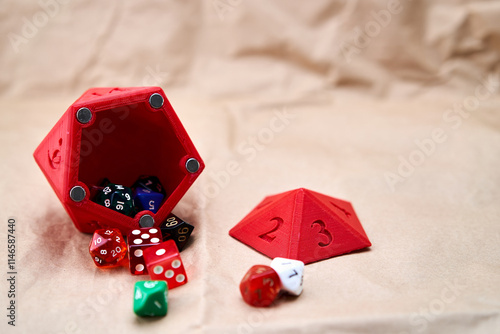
[{"xmin": 159, "ymin": 214, "xmax": 194, "ymax": 251}]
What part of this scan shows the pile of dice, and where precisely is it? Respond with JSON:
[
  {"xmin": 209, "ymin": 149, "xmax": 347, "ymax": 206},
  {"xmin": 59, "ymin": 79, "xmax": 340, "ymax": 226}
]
[
  {"xmin": 88, "ymin": 175, "xmax": 305, "ymax": 316},
  {"xmin": 88, "ymin": 175, "xmax": 194, "ymax": 317},
  {"xmin": 92, "ymin": 176, "xmax": 167, "ymax": 216}
]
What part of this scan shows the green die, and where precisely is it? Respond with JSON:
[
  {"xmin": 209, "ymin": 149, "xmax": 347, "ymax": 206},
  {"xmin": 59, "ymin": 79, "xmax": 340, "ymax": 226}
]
[
  {"xmin": 95, "ymin": 183, "xmax": 134, "ymax": 216},
  {"xmin": 133, "ymin": 281, "xmax": 168, "ymax": 317}
]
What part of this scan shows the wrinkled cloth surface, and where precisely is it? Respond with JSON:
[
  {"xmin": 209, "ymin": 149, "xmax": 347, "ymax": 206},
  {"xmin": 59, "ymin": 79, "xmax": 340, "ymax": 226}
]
[{"xmin": 1, "ymin": 1, "xmax": 499, "ymax": 333}]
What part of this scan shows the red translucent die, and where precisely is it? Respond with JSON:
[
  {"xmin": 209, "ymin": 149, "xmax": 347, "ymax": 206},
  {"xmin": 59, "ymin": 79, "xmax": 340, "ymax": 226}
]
[
  {"xmin": 89, "ymin": 228, "xmax": 127, "ymax": 268},
  {"xmin": 33, "ymin": 87, "xmax": 204, "ymax": 235},
  {"xmin": 229, "ymin": 188, "xmax": 371, "ymax": 264},
  {"xmin": 128, "ymin": 228, "xmax": 162, "ymax": 275},
  {"xmin": 240, "ymin": 265, "xmax": 282, "ymax": 307},
  {"xmin": 143, "ymin": 240, "xmax": 187, "ymax": 290}
]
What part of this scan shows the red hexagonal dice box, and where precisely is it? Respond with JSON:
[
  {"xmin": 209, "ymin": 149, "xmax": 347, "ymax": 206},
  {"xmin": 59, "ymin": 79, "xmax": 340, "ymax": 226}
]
[{"xmin": 33, "ymin": 87, "xmax": 204, "ymax": 235}]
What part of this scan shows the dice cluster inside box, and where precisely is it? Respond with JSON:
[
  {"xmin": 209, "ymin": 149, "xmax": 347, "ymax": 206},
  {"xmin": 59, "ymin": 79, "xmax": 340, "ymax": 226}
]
[{"xmin": 92, "ymin": 176, "xmax": 166, "ymax": 218}]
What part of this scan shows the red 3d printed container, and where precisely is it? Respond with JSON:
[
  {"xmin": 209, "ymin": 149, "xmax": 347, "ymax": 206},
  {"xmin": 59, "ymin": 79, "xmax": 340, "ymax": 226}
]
[{"xmin": 34, "ymin": 87, "xmax": 204, "ymax": 235}]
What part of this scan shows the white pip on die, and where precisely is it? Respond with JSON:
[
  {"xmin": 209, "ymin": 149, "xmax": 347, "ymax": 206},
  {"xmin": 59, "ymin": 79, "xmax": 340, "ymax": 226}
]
[
  {"xmin": 270, "ymin": 257, "xmax": 304, "ymax": 296},
  {"xmin": 128, "ymin": 228, "xmax": 162, "ymax": 275}
]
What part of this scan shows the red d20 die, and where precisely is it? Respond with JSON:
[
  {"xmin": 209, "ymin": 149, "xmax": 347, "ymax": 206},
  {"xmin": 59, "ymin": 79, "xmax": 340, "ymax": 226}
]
[
  {"xmin": 229, "ymin": 188, "xmax": 371, "ymax": 264},
  {"xmin": 33, "ymin": 87, "xmax": 204, "ymax": 235},
  {"xmin": 143, "ymin": 240, "xmax": 187, "ymax": 290},
  {"xmin": 89, "ymin": 228, "xmax": 127, "ymax": 268}
]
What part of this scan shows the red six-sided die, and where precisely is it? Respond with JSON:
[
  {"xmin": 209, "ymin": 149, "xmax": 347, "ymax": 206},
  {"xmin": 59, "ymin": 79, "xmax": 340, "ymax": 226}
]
[
  {"xmin": 239, "ymin": 265, "xmax": 282, "ymax": 307},
  {"xmin": 143, "ymin": 240, "xmax": 188, "ymax": 290},
  {"xmin": 89, "ymin": 228, "xmax": 127, "ymax": 268},
  {"xmin": 128, "ymin": 228, "xmax": 162, "ymax": 275}
]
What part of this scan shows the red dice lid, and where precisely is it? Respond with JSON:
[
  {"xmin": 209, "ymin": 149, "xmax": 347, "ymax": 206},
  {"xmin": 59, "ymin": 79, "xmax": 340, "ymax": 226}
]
[{"xmin": 229, "ymin": 188, "xmax": 371, "ymax": 264}]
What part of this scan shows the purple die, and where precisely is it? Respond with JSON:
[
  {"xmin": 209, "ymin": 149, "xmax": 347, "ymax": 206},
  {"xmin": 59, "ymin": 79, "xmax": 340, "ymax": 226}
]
[{"xmin": 133, "ymin": 187, "xmax": 164, "ymax": 213}]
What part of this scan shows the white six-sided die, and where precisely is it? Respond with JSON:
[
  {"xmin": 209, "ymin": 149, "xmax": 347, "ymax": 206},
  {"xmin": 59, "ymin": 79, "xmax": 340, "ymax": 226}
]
[{"xmin": 270, "ymin": 257, "xmax": 305, "ymax": 296}]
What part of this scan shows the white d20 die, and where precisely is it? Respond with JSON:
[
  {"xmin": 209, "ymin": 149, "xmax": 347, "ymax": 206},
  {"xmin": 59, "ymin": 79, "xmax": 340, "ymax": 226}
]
[{"xmin": 270, "ymin": 257, "xmax": 304, "ymax": 296}]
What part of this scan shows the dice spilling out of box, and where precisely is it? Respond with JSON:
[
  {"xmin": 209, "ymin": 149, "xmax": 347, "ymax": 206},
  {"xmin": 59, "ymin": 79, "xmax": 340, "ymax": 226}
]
[
  {"xmin": 90, "ymin": 224, "xmax": 191, "ymax": 283},
  {"xmin": 88, "ymin": 174, "xmax": 197, "ymax": 316},
  {"xmin": 89, "ymin": 179, "xmax": 308, "ymax": 315},
  {"xmin": 34, "ymin": 88, "xmax": 372, "ymax": 318}
]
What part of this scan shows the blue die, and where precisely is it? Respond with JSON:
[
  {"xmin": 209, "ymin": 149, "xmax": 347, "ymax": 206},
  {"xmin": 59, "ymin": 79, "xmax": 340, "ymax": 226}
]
[{"xmin": 133, "ymin": 187, "xmax": 164, "ymax": 213}]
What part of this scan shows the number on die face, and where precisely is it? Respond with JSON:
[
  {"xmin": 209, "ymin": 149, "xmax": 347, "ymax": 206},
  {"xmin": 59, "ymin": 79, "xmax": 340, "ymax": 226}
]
[
  {"xmin": 270, "ymin": 257, "xmax": 304, "ymax": 296},
  {"xmin": 159, "ymin": 213, "xmax": 194, "ymax": 251},
  {"xmin": 143, "ymin": 240, "xmax": 188, "ymax": 290},
  {"xmin": 239, "ymin": 265, "xmax": 282, "ymax": 307},
  {"xmin": 94, "ymin": 183, "xmax": 134, "ymax": 216},
  {"xmin": 133, "ymin": 187, "xmax": 164, "ymax": 214},
  {"xmin": 133, "ymin": 175, "xmax": 166, "ymax": 196},
  {"xmin": 127, "ymin": 228, "xmax": 162, "ymax": 275},
  {"xmin": 89, "ymin": 228, "xmax": 127, "ymax": 268}
]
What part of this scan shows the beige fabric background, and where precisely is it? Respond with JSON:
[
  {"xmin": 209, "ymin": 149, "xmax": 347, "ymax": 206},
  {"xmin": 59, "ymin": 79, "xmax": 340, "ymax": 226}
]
[{"xmin": 1, "ymin": 1, "xmax": 499, "ymax": 333}]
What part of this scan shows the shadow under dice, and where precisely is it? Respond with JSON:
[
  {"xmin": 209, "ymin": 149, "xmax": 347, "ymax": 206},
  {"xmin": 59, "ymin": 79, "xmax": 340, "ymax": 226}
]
[{"xmin": 89, "ymin": 228, "xmax": 127, "ymax": 268}]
